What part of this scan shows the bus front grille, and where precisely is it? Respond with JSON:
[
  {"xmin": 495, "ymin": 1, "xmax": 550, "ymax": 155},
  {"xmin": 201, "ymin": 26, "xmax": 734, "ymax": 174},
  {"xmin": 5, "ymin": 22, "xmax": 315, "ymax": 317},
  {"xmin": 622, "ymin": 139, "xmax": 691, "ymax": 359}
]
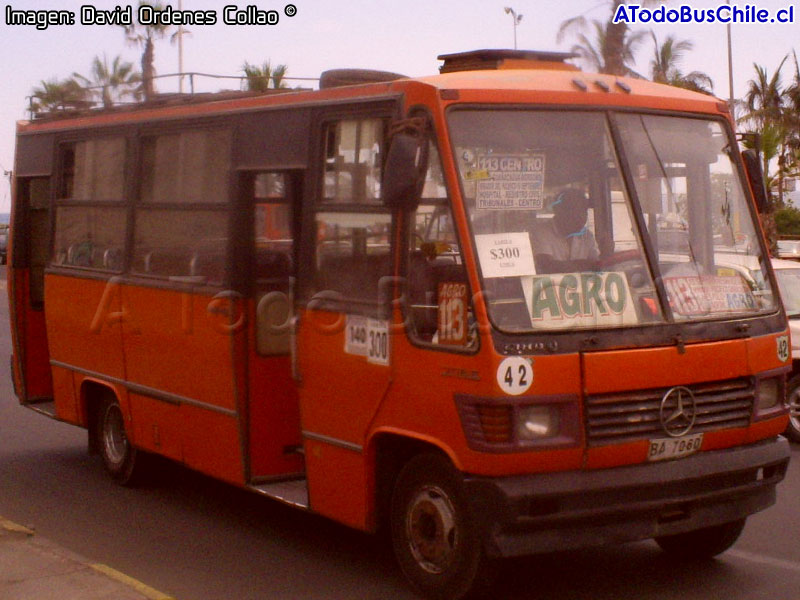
[{"xmin": 585, "ymin": 378, "xmax": 755, "ymax": 446}]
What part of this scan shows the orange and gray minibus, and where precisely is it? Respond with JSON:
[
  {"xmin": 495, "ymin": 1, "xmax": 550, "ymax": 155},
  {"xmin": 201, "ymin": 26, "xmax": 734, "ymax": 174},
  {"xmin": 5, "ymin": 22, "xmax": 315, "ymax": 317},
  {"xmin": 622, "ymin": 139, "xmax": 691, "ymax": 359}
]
[{"xmin": 8, "ymin": 49, "xmax": 792, "ymax": 598}]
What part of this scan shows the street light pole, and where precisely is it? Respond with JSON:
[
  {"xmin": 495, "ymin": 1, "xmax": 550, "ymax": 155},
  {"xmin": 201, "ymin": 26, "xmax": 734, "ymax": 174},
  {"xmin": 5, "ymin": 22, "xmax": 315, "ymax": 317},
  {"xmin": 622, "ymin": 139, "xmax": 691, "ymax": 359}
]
[
  {"xmin": 178, "ymin": 0, "xmax": 185, "ymax": 93},
  {"xmin": 504, "ymin": 7, "xmax": 523, "ymax": 50},
  {"xmin": 727, "ymin": 0, "xmax": 734, "ymax": 113}
]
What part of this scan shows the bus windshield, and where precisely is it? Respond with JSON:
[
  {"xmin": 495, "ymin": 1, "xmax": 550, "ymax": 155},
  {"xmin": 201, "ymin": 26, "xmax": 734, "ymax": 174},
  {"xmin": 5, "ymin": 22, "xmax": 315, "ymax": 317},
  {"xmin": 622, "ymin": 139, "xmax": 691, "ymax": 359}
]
[{"xmin": 448, "ymin": 109, "xmax": 776, "ymax": 332}]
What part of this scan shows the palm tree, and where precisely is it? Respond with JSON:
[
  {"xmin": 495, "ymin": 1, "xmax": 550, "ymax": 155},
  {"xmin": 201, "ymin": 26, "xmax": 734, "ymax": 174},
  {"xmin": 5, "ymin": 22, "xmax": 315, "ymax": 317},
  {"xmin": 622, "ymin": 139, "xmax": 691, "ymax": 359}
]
[
  {"xmin": 30, "ymin": 78, "xmax": 89, "ymax": 115},
  {"xmin": 741, "ymin": 58, "xmax": 791, "ymax": 206},
  {"xmin": 743, "ymin": 59, "xmax": 787, "ymax": 127},
  {"xmin": 241, "ymin": 61, "xmax": 289, "ymax": 91},
  {"xmin": 649, "ymin": 33, "xmax": 713, "ymax": 94},
  {"xmin": 122, "ymin": 1, "xmax": 176, "ymax": 101},
  {"xmin": 74, "ymin": 54, "xmax": 141, "ymax": 108},
  {"xmin": 558, "ymin": 0, "xmax": 659, "ymax": 76}
]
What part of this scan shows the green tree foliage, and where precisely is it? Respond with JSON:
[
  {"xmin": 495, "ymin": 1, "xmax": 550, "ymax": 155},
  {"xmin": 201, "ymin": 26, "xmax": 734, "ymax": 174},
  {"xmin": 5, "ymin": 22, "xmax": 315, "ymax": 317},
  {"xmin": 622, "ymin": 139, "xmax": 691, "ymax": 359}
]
[
  {"xmin": 30, "ymin": 78, "xmax": 89, "ymax": 115},
  {"xmin": 558, "ymin": 0, "xmax": 660, "ymax": 76},
  {"xmin": 241, "ymin": 61, "xmax": 289, "ymax": 91},
  {"xmin": 775, "ymin": 205, "xmax": 800, "ymax": 236},
  {"xmin": 74, "ymin": 54, "xmax": 141, "ymax": 108},
  {"xmin": 649, "ymin": 32, "xmax": 713, "ymax": 94}
]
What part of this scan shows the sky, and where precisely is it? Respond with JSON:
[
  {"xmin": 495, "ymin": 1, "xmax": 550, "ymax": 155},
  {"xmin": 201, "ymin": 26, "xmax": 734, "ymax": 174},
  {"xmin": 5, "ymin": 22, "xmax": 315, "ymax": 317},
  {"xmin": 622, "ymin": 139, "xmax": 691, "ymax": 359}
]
[{"xmin": 1, "ymin": 0, "xmax": 799, "ymax": 213}]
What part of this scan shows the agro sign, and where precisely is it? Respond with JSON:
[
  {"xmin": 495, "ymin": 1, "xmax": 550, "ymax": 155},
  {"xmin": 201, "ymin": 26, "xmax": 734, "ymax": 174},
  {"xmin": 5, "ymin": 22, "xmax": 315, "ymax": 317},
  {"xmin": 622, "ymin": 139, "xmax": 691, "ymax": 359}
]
[
  {"xmin": 476, "ymin": 154, "xmax": 545, "ymax": 210},
  {"xmin": 522, "ymin": 271, "xmax": 638, "ymax": 328}
]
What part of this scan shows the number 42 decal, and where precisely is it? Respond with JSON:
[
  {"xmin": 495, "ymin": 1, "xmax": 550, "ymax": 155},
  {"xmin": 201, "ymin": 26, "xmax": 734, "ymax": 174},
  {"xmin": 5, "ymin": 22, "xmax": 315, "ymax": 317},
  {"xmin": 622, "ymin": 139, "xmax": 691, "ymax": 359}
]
[{"xmin": 496, "ymin": 357, "xmax": 533, "ymax": 395}]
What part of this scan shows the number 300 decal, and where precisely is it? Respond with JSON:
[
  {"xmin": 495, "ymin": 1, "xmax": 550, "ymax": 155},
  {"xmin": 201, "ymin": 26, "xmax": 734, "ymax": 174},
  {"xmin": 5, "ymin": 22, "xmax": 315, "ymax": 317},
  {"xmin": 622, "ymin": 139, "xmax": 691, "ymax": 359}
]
[{"xmin": 496, "ymin": 357, "xmax": 533, "ymax": 396}]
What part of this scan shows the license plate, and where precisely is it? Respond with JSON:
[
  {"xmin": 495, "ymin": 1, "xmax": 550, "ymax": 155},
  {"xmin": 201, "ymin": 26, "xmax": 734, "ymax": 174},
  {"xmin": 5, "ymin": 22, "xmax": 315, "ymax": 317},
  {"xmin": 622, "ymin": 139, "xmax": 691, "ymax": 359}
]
[{"xmin": 647, "ymin": 433, "xmax": 703, "ymax": 462}]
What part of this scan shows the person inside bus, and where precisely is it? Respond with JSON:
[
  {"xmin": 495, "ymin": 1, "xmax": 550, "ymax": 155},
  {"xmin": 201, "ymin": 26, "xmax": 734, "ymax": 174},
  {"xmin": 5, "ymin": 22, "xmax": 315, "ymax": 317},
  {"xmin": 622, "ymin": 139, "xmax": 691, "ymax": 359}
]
[{"xmin": 533, "ymin": 188, "xmax": 600, "ymax": 273}]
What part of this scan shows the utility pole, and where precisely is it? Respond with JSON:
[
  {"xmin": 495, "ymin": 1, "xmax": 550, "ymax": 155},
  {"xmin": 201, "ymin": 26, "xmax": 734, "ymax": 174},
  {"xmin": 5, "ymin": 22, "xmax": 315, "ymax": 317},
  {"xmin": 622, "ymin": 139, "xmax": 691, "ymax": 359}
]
[
  {"xmin": 727, "ymin": 0, "xmax": 734, "ymax": 113},
  {"xmin": 504, "ymin": 7, "xmax": 523, "ymax": 50},
  {"xmin": 178, "ymin": 0, "xmax": 185, "ymax": 93}
]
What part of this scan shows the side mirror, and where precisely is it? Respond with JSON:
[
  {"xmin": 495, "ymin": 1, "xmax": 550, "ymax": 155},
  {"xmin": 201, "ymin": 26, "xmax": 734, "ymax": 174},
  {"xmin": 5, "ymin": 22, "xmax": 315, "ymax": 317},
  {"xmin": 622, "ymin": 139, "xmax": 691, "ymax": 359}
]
[
  {"xmin": 382, "ymin": 131, "xmax": 428, "ymax": 212},
  {"xmin": 741, "ymin": 148, "xmax": 768, "ymax": 213}
]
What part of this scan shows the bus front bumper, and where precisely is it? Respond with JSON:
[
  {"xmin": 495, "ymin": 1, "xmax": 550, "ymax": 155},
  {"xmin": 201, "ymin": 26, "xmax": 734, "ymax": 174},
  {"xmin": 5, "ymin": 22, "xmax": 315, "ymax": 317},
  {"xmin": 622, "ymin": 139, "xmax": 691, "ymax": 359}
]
[{"xmin": 463, "ymin": 437, "xmax": 791, "ymax": 558}]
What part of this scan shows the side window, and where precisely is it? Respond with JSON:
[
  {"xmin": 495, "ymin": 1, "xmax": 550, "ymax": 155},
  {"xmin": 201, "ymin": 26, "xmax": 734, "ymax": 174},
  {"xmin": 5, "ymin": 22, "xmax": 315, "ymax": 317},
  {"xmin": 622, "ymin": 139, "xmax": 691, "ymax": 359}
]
[
  {"xmin": 407, "ymin": 143, "xmax": 476, "ymax": 349},
  {"xmin": 132, "ymin": 129, "xmax": 231, "ymax": 284},
  {"xmin": 53, "ymin": 137, "xmax": 127, "ymax": 271},
  {"xmin": 324, "ymin": 119, "xmax": 383, "ymax": 205},
  {"xmin": 311, "ymin": 117, "xmax": 392, "ymax": 311}
]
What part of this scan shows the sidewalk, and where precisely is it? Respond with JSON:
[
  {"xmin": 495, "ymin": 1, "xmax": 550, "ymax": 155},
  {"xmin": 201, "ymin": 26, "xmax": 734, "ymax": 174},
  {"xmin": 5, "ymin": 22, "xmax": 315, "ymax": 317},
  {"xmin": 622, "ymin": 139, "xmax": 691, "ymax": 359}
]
[{"xmin": 0, "ymin": 517, "xmax": 175, "ymax": 600}]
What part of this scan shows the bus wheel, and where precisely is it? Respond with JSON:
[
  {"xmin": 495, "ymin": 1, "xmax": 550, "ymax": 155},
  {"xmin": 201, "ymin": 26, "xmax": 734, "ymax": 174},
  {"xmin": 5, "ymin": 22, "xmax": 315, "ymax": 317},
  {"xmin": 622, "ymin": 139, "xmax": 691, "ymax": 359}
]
[
  {"xmin": 785, "ymin": 374, "xmax": 800, "ymax": 443},
  {"xmin": 97, "ymin": 399, "xmax": 141, "ymax": 485},
  {"xmin": 655, "ymin": 518, "xmax": 746, "ymax": 559},
  {"xmin": 390, "ymin": 454, "xmax": 488, "ymax": 600}
]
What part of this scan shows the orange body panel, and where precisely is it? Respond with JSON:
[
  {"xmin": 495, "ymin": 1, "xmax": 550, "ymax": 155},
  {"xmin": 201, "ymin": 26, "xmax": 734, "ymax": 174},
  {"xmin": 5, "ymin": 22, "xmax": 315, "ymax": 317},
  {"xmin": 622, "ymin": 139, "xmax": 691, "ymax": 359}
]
[
  {"xmin": 50, "ymin": 364, "xmax": 77, "ymax": 422},
  {"xmin": 120, "ymin": 286, "xmax": 236, "ymax": 410},
  {"xmin": 45, "ymin": 274, "xmax": 126, "ymax": 383},
  {"xmin": 304, "ymin": 439, "xmax": 368, "ymax": 530},
  {"xmin": 181, "ymin": 404, "xmax": 243, "ymax": 484},
  {"xmin": 296, "ymin": 308, "xmax": 391, "ymax": 525},
  {"xmin": 582, "ymin": 340, "xmax": 750, "ymax": 395},
  {"xmin": 128, "ymin": 393, "xmax": 183, "ymax": 461}
]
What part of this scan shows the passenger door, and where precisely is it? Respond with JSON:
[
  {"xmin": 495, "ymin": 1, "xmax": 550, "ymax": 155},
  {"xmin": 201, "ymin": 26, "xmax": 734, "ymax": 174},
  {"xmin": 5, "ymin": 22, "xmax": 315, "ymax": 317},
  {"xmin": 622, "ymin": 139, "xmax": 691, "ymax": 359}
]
[
  {"xmin": 245, "ymin": 170, "xmax": 304, "ymax": 480},
  {"xmin": 294, "ymin": 111, "xmax": 396, "ymax": 528},
  {"xmin": 9, "ymin": 176, "xmax": 53, "ymax": 405}
]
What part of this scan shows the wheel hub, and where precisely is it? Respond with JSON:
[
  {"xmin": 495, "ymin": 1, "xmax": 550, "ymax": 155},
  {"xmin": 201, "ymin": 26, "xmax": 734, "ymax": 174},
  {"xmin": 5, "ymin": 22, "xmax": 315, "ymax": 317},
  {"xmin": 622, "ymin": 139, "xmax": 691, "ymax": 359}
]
[
  {"xmin": 406, "ymin": 485, "xmax": 457, "ymax": 574},
  {"xmin": 102, "ymin": 405, "xmax": 128, "ymax": 467}
]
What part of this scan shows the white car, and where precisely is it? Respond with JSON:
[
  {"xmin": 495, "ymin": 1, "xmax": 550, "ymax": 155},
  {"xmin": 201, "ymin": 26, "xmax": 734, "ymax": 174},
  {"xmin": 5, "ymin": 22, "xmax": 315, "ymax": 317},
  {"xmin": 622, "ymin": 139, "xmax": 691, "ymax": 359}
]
[
  {"xmin": 777, "ymin": 239, "xmax": 800, "ymax": 260},
  {"xmin": 772, "ymin": 257, "xmax": 800, "ymax": 442}
]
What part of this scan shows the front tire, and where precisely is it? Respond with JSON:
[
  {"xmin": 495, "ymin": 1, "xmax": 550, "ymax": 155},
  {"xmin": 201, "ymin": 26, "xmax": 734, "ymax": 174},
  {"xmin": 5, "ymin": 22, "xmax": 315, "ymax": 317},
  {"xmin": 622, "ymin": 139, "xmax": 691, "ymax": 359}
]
[
  {"xmin": 96, "ymin": 399, "xmax": 142, "ymax": 485},
  {"xmin": 785, "ymin": 374, "xmax": 800, "ymax": 443},
  {"xmin": 655, "ymin": 518, "xmax": 746, "ymax": 559},
  {"xmin": 390, "ymin": 454, "xmax": 489, "ymax": 600}
]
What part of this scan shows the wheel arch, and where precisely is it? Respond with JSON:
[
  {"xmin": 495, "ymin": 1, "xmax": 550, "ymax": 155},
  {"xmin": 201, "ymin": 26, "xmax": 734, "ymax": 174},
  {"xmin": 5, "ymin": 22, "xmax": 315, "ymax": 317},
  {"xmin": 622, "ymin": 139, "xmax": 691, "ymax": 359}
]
[
  {"xmin": 367, "ymin": 429, "xmax": 460, "ymax": 533},
  {"xmin": 78, "ymin": 378, "xmax": 123, "ymax": 453}
]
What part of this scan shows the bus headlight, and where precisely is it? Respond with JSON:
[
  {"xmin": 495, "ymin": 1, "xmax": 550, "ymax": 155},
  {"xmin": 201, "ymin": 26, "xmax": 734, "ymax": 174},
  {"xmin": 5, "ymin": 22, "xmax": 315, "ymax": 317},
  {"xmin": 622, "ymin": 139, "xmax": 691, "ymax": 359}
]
[
  {"xmin": 517, "ymin": 406, "xmax": 560, "ymax": 440},
  {"xmin": 756, "ymin": 377, "xmax": 780, "ymax": 410},
  {"xmin": 752, "ymin": 374, "xmax": 787, "ymax": 421}
]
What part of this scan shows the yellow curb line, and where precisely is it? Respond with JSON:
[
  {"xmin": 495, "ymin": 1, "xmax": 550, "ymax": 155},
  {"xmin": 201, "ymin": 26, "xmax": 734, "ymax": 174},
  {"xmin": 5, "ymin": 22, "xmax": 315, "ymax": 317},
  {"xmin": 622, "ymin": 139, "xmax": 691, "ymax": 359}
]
[
  {"xmin": 90, "ymin": 563, "xmax": 176, "ymax": 600},
  {"xmin": 0, "ymin": 517, "xmax": 34, "ymax": 536}
]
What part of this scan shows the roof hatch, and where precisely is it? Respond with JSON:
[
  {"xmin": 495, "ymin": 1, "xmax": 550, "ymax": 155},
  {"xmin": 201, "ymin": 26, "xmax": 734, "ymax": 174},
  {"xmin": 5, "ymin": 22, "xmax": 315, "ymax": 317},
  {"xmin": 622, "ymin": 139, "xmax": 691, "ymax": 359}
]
[{"xmin": 438, "ymin": 49, "xmax": 579, "ymax": 74}]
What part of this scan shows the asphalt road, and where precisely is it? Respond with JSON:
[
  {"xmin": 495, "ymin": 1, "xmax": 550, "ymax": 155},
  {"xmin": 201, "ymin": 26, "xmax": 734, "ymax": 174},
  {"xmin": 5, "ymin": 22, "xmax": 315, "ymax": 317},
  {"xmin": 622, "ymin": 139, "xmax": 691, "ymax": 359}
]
[{"xmin": 1, "ymin": 264, "xmax": 799, "ymax": 600}]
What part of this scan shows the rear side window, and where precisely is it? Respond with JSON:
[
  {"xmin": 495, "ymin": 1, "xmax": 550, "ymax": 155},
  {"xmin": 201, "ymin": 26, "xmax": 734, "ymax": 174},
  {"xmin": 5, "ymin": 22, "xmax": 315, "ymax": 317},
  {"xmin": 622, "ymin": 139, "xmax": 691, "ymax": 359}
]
[{"xmin": 53, "ymin": 137, "xmax": 127, "ymax": 271}]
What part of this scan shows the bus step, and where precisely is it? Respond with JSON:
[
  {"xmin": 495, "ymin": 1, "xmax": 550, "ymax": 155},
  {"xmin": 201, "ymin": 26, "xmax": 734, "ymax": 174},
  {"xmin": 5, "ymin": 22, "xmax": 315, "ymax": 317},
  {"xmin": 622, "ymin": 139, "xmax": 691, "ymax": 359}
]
[
  {"xmin": 250, "ymin": 478, "xmax": 309, "ymax": 509},
  {"xmin": 24, "ymin": 400, "xmax": 57, "ymax": 419}
]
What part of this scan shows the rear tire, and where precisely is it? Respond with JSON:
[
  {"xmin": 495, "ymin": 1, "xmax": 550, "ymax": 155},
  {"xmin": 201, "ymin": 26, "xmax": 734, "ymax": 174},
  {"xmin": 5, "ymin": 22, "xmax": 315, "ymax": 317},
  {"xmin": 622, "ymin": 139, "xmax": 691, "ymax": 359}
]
[
  {"xmin": 390, "ymin": 454, "xmax": 489, "ymax": 600},
  {"xmin": 95, "ymin": 398, "xmax": 142, "ymax": 486},
  {"xmin": 655, "ymin": 518, "xmax": 746, "ymax": 559},
  {"xmin": 785, "ymin": 374, "xmax": 800, "ymax": 443}
]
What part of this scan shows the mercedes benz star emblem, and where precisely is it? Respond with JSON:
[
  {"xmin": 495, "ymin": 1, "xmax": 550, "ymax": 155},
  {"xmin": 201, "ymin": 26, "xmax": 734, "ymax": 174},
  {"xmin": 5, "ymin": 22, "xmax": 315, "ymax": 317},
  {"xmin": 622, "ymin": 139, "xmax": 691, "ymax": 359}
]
[{"xmin": 659, "ymin": 386, "xmax": 697, "ymax": 437}]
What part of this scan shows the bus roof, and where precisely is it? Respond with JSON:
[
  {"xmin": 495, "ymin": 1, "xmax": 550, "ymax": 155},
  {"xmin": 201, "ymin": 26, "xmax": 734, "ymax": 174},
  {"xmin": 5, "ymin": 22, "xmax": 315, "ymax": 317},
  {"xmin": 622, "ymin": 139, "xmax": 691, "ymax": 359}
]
[{"xmin": 17, "ymin": 54, "xmax": 727, "ymax": 135}]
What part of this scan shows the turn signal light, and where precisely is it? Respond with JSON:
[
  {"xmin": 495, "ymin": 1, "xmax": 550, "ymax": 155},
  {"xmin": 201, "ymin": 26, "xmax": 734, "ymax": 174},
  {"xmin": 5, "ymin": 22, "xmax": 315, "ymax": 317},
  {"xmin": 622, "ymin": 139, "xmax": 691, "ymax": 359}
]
[{"xmin": 477, "ymin": 405, "xmax": 512, "ymax": 443}]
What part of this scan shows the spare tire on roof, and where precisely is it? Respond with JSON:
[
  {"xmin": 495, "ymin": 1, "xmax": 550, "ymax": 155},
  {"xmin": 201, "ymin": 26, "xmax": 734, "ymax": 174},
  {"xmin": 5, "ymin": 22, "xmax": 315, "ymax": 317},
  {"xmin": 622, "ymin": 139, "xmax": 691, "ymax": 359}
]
[{"xmin": 319, "ymin": 69, "xmax": 407, "ymax": 89}]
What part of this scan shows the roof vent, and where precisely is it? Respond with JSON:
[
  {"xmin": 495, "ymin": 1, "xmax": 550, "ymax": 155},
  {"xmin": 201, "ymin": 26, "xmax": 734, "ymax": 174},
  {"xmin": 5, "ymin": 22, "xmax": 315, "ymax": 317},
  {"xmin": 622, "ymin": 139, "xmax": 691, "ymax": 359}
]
[
  {"xmin": 319, "ymin": 68, "xmax": 407, "ymax": 89},
  {"xmin": 438, "ymin": 49, "xmax": 579, "ymax": 74}
]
